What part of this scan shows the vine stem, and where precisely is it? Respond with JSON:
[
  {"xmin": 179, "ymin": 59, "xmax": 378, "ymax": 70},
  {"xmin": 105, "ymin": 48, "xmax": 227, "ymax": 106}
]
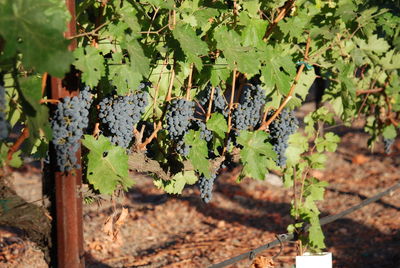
[
  {"xmin": 356, "ymin": 87, "xmax": 383, "ymax": 95},
  {"xmin": 227, "ymin": 68, "xmax": 237, "ymax": 132},
  {"xmin": 166, "ymin": 64, "xmax": 175, "ymax": 102},
  {"xmin": 259, "ymin": 34, "xmax": 311, "ymax": 131},
  {"xmin": 40, "ymin": 99, "xmax": 60, "ymax": 104},
  {"xmin": 206, "ymin": 86, "xmax": 215, "ymax": 121},
  {"xmin": 7, "ymin": 127, "xmax": 29, "ymax": 161},
  {"xmin": 67, "ymin": 21, "xmax": 109, "ymax": 39},
  {"xmin": 263, "ymin": 0, "xmax": 296, "ymax": 41},
  {"xmin": 138, "ymin": 121, "xmax": 162, "ymax": 151},
  {"xmin": 41, "ymin": 72, "xmax": 48, "ymax": 96},
  {"xmin": 186, "ymin": 64, "xmax": 193, "ymax": 100}
]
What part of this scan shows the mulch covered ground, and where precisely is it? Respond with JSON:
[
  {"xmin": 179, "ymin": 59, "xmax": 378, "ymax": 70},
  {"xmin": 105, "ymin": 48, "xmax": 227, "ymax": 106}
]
[{"xmin": 1, "ymin": 126, "xmax": 400, "ymax": 268}]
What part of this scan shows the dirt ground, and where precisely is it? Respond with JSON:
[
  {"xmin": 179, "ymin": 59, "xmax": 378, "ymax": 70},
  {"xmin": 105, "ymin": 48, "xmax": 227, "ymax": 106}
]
[{"xmin": 1, "ymin": 116, "xmax": 400, "ymax": 267}]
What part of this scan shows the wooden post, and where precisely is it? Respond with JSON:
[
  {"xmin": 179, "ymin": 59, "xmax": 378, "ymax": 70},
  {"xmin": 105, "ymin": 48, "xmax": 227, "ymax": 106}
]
[{"xmin": 49, "ymin": 0, "xmax": 84, "ymax": 267}]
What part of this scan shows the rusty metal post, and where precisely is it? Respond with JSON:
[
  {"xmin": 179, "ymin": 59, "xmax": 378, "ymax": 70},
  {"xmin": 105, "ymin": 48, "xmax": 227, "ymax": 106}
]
[{"xmin": 49, "ymin": 0, "xmax": 84, "ymax": 267}]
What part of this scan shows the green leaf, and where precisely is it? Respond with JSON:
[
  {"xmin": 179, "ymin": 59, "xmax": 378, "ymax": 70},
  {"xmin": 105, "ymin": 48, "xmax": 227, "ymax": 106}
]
[
  {"xmin": 185, "ymin": 130, "xmax": 210, "ymax": 177},
  {"xmin": 295, "ymin": 70, "xmax": 316, "ymax": 101},
  {"xmin": 315, "ymin": 132, "xmax": 340, "ymax": 153},
  {"xmin": 210, "ymin": 57, "xmax": 230, "ymax": 86},
  {"xmin": 0, "ymin": 0, "xmax": 73, "ymax": 77},
  {"xmin": 382, "ymin": 124, "xmax": 397, "ymax": 139},
  {"xmin": 108, "ymin": 52, "xmax": 141, "ymax": 94},
  {"xmin": 0, "ymin": 143, "xmax": 22, "ymax": 168},
  {"xmin": 307, "ymin": 153, "xmax": 327, "ymax": 169},
  {"xmin": 124, "ymin": 37, "xmax": 151, "ymax": 76},
  {"xmin": 286, "ymin": 133, "xmax": 309, "ymax": 166},
  {"xmin": 82, "ymin": 135, "xmax": 132, "ymax": 195},
  {"xmin": 173, "ymin": 23, "xmax": 208, "ymax": 70},
  {"xmin": 214, "ymin": 26, "xmax": 260, "ymax": 74},
  {"xmin": 279, "ymin": 15, "xmax": 308, "ymax": 40},
  {"xmin": 19, "ymin": 76, "xmax": 52, "ymax": 145},
  {"xmin": 355, "ymin": 34, "xmax": 390, "ymax": 56},
  {"xmin": 241, "ymin": 18, "xmax": 268, "ymax": 47},
  {"xmin": 206, "ymin": 113, "xmax": 228, "ymax": 139},
  {"xmin": 262, "ymin": 45, "xmax": 295, "ymax": 94},
  {"xmin": 154, "ymin": 170, "xmax": 198, "ymax": 194},
  {"xmin": 308, "ymin": 218, "xmax": 326, "ymax": 250},
  {"xmin": 237, "ymin": 130, "xmax": 275, "ymax": 180},
  {"xmin": 73, "ymin": 47, "xmax": 105, "ymax": 87}
]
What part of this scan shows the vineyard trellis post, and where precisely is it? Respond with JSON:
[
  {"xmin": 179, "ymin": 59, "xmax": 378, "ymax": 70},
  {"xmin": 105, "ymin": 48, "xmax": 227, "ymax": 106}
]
[{"xmin": 49, "ymin": 0, "xmax": 84, "ymax": 267}]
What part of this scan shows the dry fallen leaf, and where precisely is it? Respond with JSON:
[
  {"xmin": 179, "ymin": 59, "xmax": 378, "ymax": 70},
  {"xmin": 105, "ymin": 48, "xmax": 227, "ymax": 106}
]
[
  {"xmin": 250, "ymin": 256, "xmax": 275, "ymax": 268},
  {"xmin": 351, "ymin": 154, "xmax": 369, "ymax": 165},
  {"xmin": 102, "ymin": 213, "xmax": 115, "ymax": 239}
]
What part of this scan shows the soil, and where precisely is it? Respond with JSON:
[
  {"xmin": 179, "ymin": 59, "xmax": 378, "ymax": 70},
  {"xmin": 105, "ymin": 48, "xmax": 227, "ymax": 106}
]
[{"xmin": 1, "ymin": 115, "xmax": 400, "ymax": 268}]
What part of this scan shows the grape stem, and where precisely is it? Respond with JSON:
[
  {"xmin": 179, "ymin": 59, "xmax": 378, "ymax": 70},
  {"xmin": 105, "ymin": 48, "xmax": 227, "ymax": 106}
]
[
  {"xmin": 227, "ymin": 68, "xmax": 237, "ymax": 132},
  {"xmin": 186, "ymin": 64, "xmax": 193, "ymax": 100},
  {"xmin": 137, "ymin": 121, "xmax": 162, "ymax": 151},
  {"xmin": 259, "ymin": 34, "xmax": 311, "ymax": 131},
  {"xmin": 205, "ymin": 86, "xmax": 215, "ymax": 121},
  {"xmin": 40, "ymin": 99, "xmax": 60, "ymax": 104},
  {"xmin": 166, "ymin": 63, "xmax": 175, "ymax": 102},
  {"xmin": 7, "ymin": 127, "xmax": 29, "ymax": 161},
  {"xmin": 263, "ymin": 0, "xmax": 297, "ymax": 41}
]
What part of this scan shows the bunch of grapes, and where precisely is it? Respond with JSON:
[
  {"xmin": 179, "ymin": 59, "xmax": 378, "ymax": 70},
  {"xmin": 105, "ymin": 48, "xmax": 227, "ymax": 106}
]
[
  {"xmin": 51, "ymin": 87, "xmax": 93, "ymax": 172},
  {"xmin": 99, "ymin": 85, "xmax": 148, "ymax": 149},
  {"xmin": 383, "ymin": 137, "xmax": 395, "ymax": 154},
  {"xmin": 192, "ymin": 120, "xmax": 213, "ymax": 142},
  {"xmin": 232, "ymin": 84, "xmax": 266, "ymax": 130},
  {"xmin": 199, "ymin": 85, "xmax": 228, "ymax": 116},
  {"xmin": 268, "ymin": 109, "xmax": 298, "ymax": 167},
  {"xmin": 165, "ymin": 99, "xmax": 194, "ymax": 156},
  {"xmin": 197, "ymin": 173, "xmax": 217, "ymax": 203},
  {"xmin": 0, "ymin": 85, "xmax": 9, "ymax": 140}
]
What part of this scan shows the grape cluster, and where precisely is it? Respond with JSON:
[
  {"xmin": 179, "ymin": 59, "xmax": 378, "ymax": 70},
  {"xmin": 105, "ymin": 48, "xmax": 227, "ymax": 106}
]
[
  {"xmin": 0, "ymin": 85, "xmax": 9, "ymax": 140},
  {"xmin": 199, "ymin": 85, "xmax": 228, "ymax": 116},
  {"xmin": 232, "ymin": 84, "xmax": 266, "ymax": 130},
  {"xmin": 192, "ymin": 120, "xmax": 213, "ymax": 142},
  {"xmin": 268, "ymin": 109, "xmax": 298, "ymax": 167},
  {"xmin": 99, "ymin": 90, "xmax": 148, "ymax": 149},
  {"xmin": 51, "ymin": 87, "xmax": 93, "ymax": 172},
  {"xmin": 165, "ymin": 99, "xmax": 194, "ymax": 156},
  {"xmin": 197, "ymin": 173, "xmax": 217, "ymax": 203},
  {"xmin": 383, "ymin": 138, "xmax": 395, "ymax": 154}
]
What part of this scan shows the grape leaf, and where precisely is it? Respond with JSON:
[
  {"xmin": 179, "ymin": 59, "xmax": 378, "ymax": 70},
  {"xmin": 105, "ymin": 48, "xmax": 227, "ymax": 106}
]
[
  {"xmin": 18, "ymin": 77, "xmax": 52, "ymax": 154},
  {"xmin": 214, "ymin": 26, "xmax": 260, "ymax": 74},
  {"xmin": 82, "ymin": 135, "xmax": 132, "ymax": 195},
  {"xmin": 262, "ymin": 45, "xmax": 295, "ymax": 94},
  {"xmin": 206, "ymin": 113, "xmax": 228, "ymax": 139},
  {"xmin": 173, "ymin": 23, "xmax": 208, "ymax": 70},
  {"xmin": 73, "ymin": 47, "xmax": 105, "ymax": 87},
  {"xmin": 355, "ymin": 34, "xmax": 390, "ymax": 56},
  {"xmin": 185, "ymin": 130, "xmax": 210, "ymax": 177},
  {"xmin": 237, "ymin": 130, "xmax": 276, "ymax": 180},
  {"xmin": 0, "ymin": 143, "xmax": 22, "ymax": 168},
  {"xmin": 108, "ymin": 52, "xmax": 141, "ymax": 94},
  {"xmin": 308, "ymin": 217, "xmax": 326, "ymax": 249},
  {"xmin": 0, "ymin": 0, "xmax": 73, "ymax": 77},
  {"xmin": 286, "ymin": 133, "xmax": 309, "ymax": 167},
  {"xmin": 124, "ymin": 37, "xmax": 150, "ymax": 76},
  {"xmin": 315, "ymin": 133, "xmax": 340, "ymax": 153},
  {"xmin": 153, "ymin": 170, "xmax": 197, "ymax": 194},
  {"xmin": 210, "ymin": 57, "xmax": 230, "ymax": 86}
]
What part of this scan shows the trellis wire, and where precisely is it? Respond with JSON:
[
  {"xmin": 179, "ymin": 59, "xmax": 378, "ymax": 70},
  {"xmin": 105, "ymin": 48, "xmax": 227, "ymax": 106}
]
[{"xmin": 209, "ymin": 181, "xmax": 400, "ymax": 268}]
